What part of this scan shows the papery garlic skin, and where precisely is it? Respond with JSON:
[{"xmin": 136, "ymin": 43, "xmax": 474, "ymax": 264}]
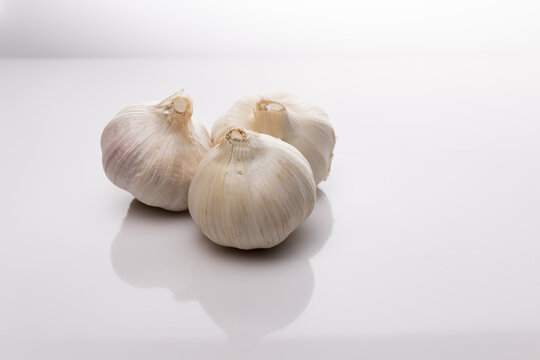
[
  {"xmin": 101, "ymin": 91, "xmax": 212, "ymax": 211},
  {"xmin": 212, "ymin": 92, "xmax": 335, "ymax": 185},
  {"xmin": 188, "ymin": 128, "xmax": 316, "ymax": 250}
]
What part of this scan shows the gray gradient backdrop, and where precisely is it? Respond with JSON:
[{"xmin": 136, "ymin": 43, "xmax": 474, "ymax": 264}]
[{"xmin": 1, "ymin": 0, "xmax": 539, "ymax": 57}]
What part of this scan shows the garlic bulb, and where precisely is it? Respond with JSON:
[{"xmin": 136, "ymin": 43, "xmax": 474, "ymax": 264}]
[
  {"xmin": 188, "ymin": 128, "xmax": 316, "ymax": 250},
  {"xmin": 212, "ymin": 91, "xmax": 335, "ymax": 184},
  {"xmin": 101, "ymin": 91, "xmax": 212, "ymax": 211}
]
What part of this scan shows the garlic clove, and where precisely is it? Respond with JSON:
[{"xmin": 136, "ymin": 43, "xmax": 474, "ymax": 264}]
[
  {"xmin": 101, "ymin": 90, "xmax": 212, "ymax": 211},
  {"xmin": 188, "ymin": 128, "xmax": 317, "ymax": 250},
  {"xmin": 211, "ymin": 91, "xmax": 336, "ymax": 185}
]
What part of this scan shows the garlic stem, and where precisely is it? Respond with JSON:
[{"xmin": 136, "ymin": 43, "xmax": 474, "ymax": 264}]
[
  {"xmin": 253, "ymin": 99, "xmax": 291, "ymax": 140},
  {"xmin": 225, "ymin": 128, "xmax": 248, "ymax": 143},
  {"xmin": 157, "ymin": 91, "xmax": 193, "ymax": 121},
  {"xmin": 173, "ymin": 97, "xmax": 189, "ymax": 113}
]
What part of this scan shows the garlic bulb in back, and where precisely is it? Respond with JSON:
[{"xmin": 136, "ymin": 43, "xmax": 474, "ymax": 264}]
[
  {"xmin": 101, "ymin": 91, "xmax": 212, "ymax": 211},
  {"xmin": 188, "ymin": 128, "xmax": 316, "ymax": 250},
  {"xmin": 212, "ymin": 92, "xmax": 335, "ymax": 185}
]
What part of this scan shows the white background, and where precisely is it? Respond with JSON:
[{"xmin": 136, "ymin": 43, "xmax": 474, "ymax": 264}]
[
  {"xmin": 1, "ymin": 1, "xmax": 540, "ymax": 359},
  {"xmin": 1, "ymin": 0, "xmax": 540, "ymax": 56}
]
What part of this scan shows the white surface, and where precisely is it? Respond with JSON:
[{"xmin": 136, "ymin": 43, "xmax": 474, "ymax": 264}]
[
  {"xmin": 1, "ymin": 0, "xmax": 540, "ymax": 56},
  {"xmin": 1, "ymin": 55, "xmax": 540, "ymax": 359}
]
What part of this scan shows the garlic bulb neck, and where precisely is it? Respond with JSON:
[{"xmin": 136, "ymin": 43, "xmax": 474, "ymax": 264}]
[
  {"xmin": 253, "ymin": 99, "xmax": 291, "ymax": 140},
  {"xmin": 172, "ymin": 97, "xmax": 192, "ymax": 118},
  {"xmin": 157, "ymin": 91, "xmax": 194, "ymax": 126},
  {"xmin": 223, "ymin": 128, "xmax": 254, "ymax": 165},
  {"xmin": 225, "ymin": 128, "xmax": 249, "ymax": 144}
]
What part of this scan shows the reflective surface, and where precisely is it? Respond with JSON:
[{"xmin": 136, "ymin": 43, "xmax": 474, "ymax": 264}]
[
  {"xmin": 111, "ymin": 190, "xmax": 332, "ymax": 340},
  {"xmin": 1, "ymin": 56, "xmax": 540, "ymax": 359}
]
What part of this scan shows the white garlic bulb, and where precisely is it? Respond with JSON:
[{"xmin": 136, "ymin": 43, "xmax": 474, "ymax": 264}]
[
  {"xmin": 101, "ymin": 91, "xmax": 212, "ymax": 211},
  {"xmin": 188, "ymin": 128, "xmax": 316, "ymax": 250},
  {"xmin": 212, "ymin": 91, "xmax": 335, "ymax": 185}
]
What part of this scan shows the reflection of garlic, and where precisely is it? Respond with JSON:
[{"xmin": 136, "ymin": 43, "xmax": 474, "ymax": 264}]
[
  {"xmin": 101, "ymin": 91, "xmax": 212, "ymax": 211},
  {"xmin": 212, "ymin": 92, "xmax": 335, "ymax": 184},
  {"xmin": 110, "ymin": 191, "xmax": 334, "ymax": 340},
  {"xmin": 188, "ymin": 128, "xmax": 316, "ymax": 250}
]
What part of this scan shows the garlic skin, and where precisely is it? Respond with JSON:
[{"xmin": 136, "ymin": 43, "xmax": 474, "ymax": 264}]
[
  {"xmin": 101, "ymin": 91, "xmax": 212, "ymax": 211},
  {"xmin": 188, "ymin": 128, "xmax": 316, "ymax": 250},
  {"xmin": 212, "ymin": 92, "xmax": 335, "ymax": 184}
]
